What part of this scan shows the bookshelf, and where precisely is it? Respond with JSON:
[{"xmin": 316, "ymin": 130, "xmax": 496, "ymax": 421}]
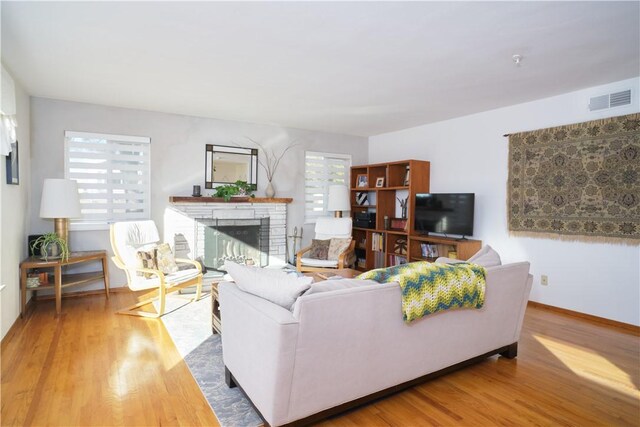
[
  {"xmin": 350, "ymin": 159, "xmax": 481, "ymax": 271},
  {"xmin": 350, "ymin": 160, "xmax": 430, "ymax": 271}
]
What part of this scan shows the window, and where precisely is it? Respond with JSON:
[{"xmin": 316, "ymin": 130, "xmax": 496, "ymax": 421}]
[
  {"xmin": 64, "ymin": 131, "xmax": 151, "ymax": 230},
  {"xmin": 304, "ymin": 151, "xmax": 351, "ymax": 223}
]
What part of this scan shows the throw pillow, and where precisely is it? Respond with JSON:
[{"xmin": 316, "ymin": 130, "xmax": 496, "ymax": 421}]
[
  {"xmin": 327, "ymin": 238, "xmax": 352, "ymax": 261},
  {"xmin": 467, "ymin": 245, "xmax": 502, "ymax": 267},
  {"xmin": 223, "ymin": 261, "xmax": 313, "ymax": 310},
  {"xmin": 308, "ymin": 239, "xmax": 330, "ymax": 260},
  {"xmin": 156, "ymin": 243, "xmax": 179, "ymax": 274},
  {"xmin": 136, "ymin": 248, "xmax": 157, "ymax": 278}
]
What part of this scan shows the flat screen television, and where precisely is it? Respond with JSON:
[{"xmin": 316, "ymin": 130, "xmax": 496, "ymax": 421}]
[{"xmin": 414, "ymin": 193, "xmax": 475, "ymax": 238}]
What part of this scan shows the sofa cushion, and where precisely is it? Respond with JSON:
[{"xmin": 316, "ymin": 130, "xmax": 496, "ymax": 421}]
[
  {"xmin": 468, "ymin": 245, "xmax": 502, "ymax": 267},
  {"xmin": 224, "ymin": 261, "xmax": 313, "ymax": 310},
  {"xmin": 303, "ymin": 278, "xmax": 377, "ymax": 297},
  {"xmin": 291, "ymin": 278, "xmax": 377, "ymax": 313},
  {"xmin": 308, "ymin": 239, "xmax": 330, "ymax": 260},
  {"xmin": 300, "ymin": 258, "xmax": 338, "ymax": 268},
  {"xmin": 327, "ymin": 238, "xmax": 352, "ymax": 261}
]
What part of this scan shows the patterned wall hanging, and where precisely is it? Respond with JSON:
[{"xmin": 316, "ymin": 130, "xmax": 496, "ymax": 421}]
[{"xmin": 508, "ymin": 113, "xmax": 639, "ymax": 244}]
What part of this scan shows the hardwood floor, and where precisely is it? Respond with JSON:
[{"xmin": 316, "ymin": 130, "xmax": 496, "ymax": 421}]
[
  {"xmin": 2, "ymin": 291, "xmax": 638, "ymax": 426},
  {"xmin": 1, "ymin": 291, "xmax": 219, "ymax": 426}
]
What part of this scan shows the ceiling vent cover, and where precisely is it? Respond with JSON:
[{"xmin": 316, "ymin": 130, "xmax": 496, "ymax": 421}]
[{"xmin": 589, "ymin": 89, "xmax": 632, "ymax": 111}]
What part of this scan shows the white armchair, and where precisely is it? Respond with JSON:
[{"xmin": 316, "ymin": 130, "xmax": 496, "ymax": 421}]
[
  {"xmin": 296, "ymin": 217, "xmax": 356, "ymax": 272},
  {"xmin": 110, "ymin": 220, "xmax": 202, "ymax": 317}
]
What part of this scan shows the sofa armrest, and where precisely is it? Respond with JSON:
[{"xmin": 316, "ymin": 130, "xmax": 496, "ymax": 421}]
[{"xmin": 219, "ymin": 282, "xmax": 300, "ymax": 425}]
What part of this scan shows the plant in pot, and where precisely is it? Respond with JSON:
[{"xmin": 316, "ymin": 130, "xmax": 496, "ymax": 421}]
[
  {"xmin": 212, "ymin": 180, "xmax": 255, "ymax": 202},
  {"xmin": 30, "ymin": 232, "xmax": 70, "ymax": 262}
]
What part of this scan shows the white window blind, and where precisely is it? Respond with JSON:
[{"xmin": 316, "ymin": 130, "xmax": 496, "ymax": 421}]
[
  {"xmin": 304, "ymin": 151, "xmax": 351, "ymax": 223},
  {"xmin": 64, "ymin": 131, "xmax": 151, "ymax": 230}
]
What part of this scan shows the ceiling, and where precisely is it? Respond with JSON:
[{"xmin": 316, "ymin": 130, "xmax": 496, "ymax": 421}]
[{"xmin": 2, "ymin": 1, "xmax": 638, "ymax": 137}]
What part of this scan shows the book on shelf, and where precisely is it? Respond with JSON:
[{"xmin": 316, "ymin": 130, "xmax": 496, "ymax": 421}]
[
  {"xmin": 371, "ymin": 232, "xmax": 385, "ymax": 252},
  {"xmin": 388, "ymin": 254, "xmax": 407, "ymax": 266},
  {"xmin": 374, "ymin": 251, "xmax": 385, "ymax": 269},
  {"xmin": 420, "ymin": 243, "xmax": 439, "ymax": 258}
]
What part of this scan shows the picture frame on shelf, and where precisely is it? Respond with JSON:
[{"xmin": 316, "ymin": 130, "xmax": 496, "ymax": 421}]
[
  {"xmin": 355, "ymin": 192, "xmax": 368, "ymax": 206},
  {"xmin": 375, "ymin": 177, "xmax": 385, "ymax": 188},
  {"xmin": 390, "ymin": 218, "xmax": 407, "ymax": 231},
  {"xmin": 357, "ymin": 174, "xmax": 368, "ymax": 188}
]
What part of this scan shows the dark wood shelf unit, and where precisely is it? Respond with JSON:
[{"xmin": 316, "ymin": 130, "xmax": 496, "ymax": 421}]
[
  {"xmin": 409, "ymin": 235, "xmax": 482, "ymax": 262},
  {"xmin": 350, "ymin": 160, "xmax": 481, "ymax": 270}
]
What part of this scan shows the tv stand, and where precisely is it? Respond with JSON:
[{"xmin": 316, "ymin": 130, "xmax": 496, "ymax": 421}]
[{"xmin": 409, "ymin": 235, "xmax": 481, "ymax": 262}]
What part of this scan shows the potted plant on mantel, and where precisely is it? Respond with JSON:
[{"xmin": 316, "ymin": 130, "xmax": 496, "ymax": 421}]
[
  {"xmin": 212, "ymin": 180, "xmax": 255, "ymax": 202},
  {"xmin": 30, "ymin": 232, "xmax": 70, "ymax": 262}
]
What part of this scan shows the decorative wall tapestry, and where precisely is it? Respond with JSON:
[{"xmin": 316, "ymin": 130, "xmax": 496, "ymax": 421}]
[{"xmin": 508, "ymin": 113, "xmax": 639, "ymax": 244}]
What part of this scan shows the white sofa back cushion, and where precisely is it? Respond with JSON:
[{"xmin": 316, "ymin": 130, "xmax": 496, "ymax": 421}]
[
  {"xmin": 224, "ymin": 261, "xmax": 313, "ymax": 310},
  {"xmin": 291, "ymin": 278, "xmax": 377, "ymax": 315},
  {"xmin": 467, "ymin": 245, "xmax": 502, "ymax": 267}
]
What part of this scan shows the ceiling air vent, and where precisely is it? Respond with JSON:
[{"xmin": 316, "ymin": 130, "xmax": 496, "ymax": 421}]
[{"xmin": 589, "ymin": 89, "xmax": 632, "ymax": 111}]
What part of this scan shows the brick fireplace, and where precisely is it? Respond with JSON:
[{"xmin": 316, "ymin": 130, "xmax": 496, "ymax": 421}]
[{"xmin": 165, "ymin": 197, "xmax": 292, "ymax": 269}]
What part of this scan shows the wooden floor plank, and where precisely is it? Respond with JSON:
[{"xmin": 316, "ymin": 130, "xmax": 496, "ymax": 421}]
[{"xmin": 1, "ymin": 290, "xmax": 638, "ymax": 426}]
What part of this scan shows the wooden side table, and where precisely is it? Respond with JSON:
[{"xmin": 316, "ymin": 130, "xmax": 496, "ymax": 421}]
[
  {"xmin": 20, "ymin": 250, "xmax": 110, "ymax": 316},
  {"xmin": 306, "ymin": 268, "xmax": 360, "ymax": 283}
]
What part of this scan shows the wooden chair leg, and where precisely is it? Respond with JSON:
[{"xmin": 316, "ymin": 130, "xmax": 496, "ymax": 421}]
[
  {"xmin": 157, "ymin": 286, "xmax": 166, "ymax": 317},
  {"xmin": 116, "ymin": 296, "xmax": 162, "ymax": 318},
  {"xmin": 194, "ymin": 276, "xmax": 202, "ymax": 301}
]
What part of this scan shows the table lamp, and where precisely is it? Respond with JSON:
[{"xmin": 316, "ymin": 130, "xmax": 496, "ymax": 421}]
[
  {"xmin": 40, "ymin": 179, "xmax": 81, "ymax": 249},
  {"xmin": 327, "ymin": 185, "xmax": 350, "ymax": 218}
]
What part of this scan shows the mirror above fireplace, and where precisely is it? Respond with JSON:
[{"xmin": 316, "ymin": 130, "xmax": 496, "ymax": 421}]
[{"xmin": 205, "ymin": 144, "xmax": 258, "ymax": 190}]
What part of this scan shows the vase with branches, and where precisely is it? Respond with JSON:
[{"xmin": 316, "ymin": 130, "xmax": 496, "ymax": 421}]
[{"xmin": 246, "ymin": 137, "xmax": 297, "ymax": 198}]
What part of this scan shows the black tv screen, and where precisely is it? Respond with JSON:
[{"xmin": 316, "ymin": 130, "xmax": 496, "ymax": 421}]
[{"xmin": 414, "ymin": 193, "xmax": 475, "ymax": 237}]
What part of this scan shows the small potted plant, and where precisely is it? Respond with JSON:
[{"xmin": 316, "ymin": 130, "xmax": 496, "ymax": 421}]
[
  {"xmin": 212, "ymin": 180, "xmax": 255, "ymax": 202},
  {"xmin": 30, "ymin": 233, "xmax": 70, "ymax": 262}
]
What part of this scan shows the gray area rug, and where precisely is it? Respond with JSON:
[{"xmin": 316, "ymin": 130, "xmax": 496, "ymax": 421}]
[{"xmin": 158, "ymin": 295, "xmax": 262, "ymax": 427}]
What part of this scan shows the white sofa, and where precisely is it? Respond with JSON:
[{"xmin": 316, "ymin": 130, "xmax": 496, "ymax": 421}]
[{"xmin": 220, "ymin": 261, "xmax": 533, "ymax": 426}]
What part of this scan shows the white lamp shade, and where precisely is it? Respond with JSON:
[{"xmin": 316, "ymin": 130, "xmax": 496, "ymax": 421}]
[
  {"xmin": 327, "ymin": 185, "xmax": 350, "ymax": 212},
  {"xmin": 40, "ymin": 179, "xmax": 81, "ymax": 218}
]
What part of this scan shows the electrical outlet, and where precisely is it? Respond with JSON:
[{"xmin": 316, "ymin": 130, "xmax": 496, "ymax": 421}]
[{"xmin": 541, "ymin": 275, "xmax": 549, "ymax": 286}]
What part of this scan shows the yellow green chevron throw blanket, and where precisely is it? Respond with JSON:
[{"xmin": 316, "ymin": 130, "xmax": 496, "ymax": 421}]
[{"xmin": 357, "ymin": 261, "xmax": 486, "ymax": 323}]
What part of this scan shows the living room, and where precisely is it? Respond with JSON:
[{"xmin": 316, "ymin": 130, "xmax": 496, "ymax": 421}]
[{"xmin": 1, "ymin": 2, "xmax": 639, "ymax": 426}]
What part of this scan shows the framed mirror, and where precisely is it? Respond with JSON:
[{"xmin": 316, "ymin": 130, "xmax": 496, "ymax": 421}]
[{"xmin": 205, "ymin": 144, "xmax": 258, "ymax": 189}]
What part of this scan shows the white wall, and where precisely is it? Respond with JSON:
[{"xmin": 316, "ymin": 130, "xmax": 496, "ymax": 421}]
[
  {"xmin": 369, "ymin": 77, "xmax": 640, "ymax": 326},
  {"xmin": 29, "ymin": 98, "xmax": 368, "ymax": 289},
  {"xmin": 1, "ymin": 72, "xmax": 31, "ymax": 339}
]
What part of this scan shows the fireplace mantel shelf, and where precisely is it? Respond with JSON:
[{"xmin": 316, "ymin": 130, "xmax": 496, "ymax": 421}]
[{"xmin": 169, "ymin": 196, "xmax": 293, "ymax": 204}]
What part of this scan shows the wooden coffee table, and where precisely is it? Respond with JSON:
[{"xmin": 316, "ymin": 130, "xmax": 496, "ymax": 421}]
[{"xmin": 305, "ymin": 268, "xmax": 361, "ymax": 282}]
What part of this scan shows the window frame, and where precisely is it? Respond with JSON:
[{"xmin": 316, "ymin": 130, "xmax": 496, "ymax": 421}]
[
  {"xmin": 64, "ymin": 131, "xmax": 151, "ymax": 231},
  {"xmin": 304, "ymin": 151, "xmax": 352, "ymax": 224}
]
